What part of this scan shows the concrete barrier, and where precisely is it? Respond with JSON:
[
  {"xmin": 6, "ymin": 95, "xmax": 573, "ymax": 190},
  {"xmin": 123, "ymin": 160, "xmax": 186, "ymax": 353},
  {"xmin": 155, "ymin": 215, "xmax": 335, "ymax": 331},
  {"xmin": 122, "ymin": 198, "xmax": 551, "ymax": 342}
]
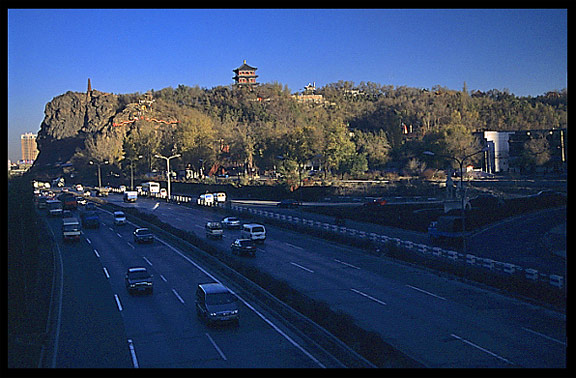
[
  {"xmin": 525, "ymin": 268, "xmax": 538, "ymax": 281},
  {"xmin": 466, "ymin": 254, "xmax": 476, "ymax": 265},
  {"xmin": 549, "ymin": 274, "xmax": 564, "ymax": 289}
]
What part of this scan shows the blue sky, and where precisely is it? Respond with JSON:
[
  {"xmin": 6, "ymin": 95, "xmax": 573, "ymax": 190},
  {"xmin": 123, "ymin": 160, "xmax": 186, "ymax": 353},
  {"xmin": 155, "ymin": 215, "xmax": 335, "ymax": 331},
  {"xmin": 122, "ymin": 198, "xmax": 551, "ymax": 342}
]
[{"xmin": 7, "ymin": 8, "xmax": 567, "ymax": 162}]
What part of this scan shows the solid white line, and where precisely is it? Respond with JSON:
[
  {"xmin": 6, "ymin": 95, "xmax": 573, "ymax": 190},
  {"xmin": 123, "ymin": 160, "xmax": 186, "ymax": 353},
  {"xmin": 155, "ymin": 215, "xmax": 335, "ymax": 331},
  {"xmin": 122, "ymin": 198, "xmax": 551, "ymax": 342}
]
[
  {"xmin": 142, "ymin": 256, "xmax": 153, "ymax": 266},
  {"xmin": 450, "ymin": 334, "xmax": 514, "ymax": 365},
  {"xmin": 102, "ymin": 267, "xmax": 110, "ymax": 279},
  {"xmin": 93, "ymin": 249, "xmax": 100, "ymax": 258},
  {"xmin": 350, "ymin": 288, "xmax": 387, "ymax": 306},
  {"xmin": 334, "ymin": 259, "xmax": 361, "ymax": 270},
  {"xmin": 290, "ymin": 262, "xmax": 314, "ymax": 273},
  {"xmin": 522, "ymin": 327, "xmax": 567, "ymax": 346},
  {"xmin": 171, "ymin": 288, "xmax": 185, "ymax": 304},
  {"xmin": 127, "ymin": 339, "xmax": 139, "ymax": 368},
  {"xmin": 286, "ymin": 243, "xmax": 304, "ymax": 250},
  {"xmin": 158, "ymin": 239, "xmax": 326, "ymax": 368},
  {"xmin": 205, "ymin": 333, "xmax": 227, "ymax": 361},
  {"xmin": 406, "ymin": 284, "xmax": 446, "ymax": 301},
  {"xmin": 114, "ymin": 294, "xmax": 123, "ymax": 312}
]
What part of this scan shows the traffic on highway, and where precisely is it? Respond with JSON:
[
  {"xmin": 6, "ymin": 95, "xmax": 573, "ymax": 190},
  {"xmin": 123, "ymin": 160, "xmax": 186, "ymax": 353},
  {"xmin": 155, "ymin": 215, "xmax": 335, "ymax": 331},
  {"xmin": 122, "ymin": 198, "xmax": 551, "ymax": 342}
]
[{"xmin": 37, "ymin": 186, "xmax": 566, "ymax": 368}]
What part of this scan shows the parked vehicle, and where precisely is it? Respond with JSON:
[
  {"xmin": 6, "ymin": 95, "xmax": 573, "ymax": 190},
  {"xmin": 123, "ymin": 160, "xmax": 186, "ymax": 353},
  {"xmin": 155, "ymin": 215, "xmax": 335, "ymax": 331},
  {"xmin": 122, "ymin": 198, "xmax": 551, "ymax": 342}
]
[
  {"xmin": 221, "ymin": 216, "xmax": 241, "ymax": 229},
  {"xmin": 205, "ymin": 222, "xmax": 224, "ymax": 239},
  {"xmin": 133, "ymin": 228, "xmax": 154, "ymax": 243},
  {"xmin": 197, "ymin": 193, "xmax": 214, "ymax": 206},
  {"xmin": 214, "ymin": 192, "xmax": 227, "ymax": 204},
  {"xmin": 81, "ymin": 210, "xmax": 100, "ymax": 228},
  {"xmin": 241, "ymin": 223, "xmax": 266, "ymax": 243},
  {"xmin": 231, "ymin": 238, "xmax": 256, "ymax": 256},
  {"xmin": 62, "ymin": 217, "xmax": 81, "ymax": 241},
  {"xmin": 195, "ymin": 283, "xmax": 239, "ymax": 326},
  {"xmin": 142, "ymin": 182, "xmax": 160, "ymax": 196},
  {"xmin": 125, "ymin": 267, "xmax": 153, "ymax": 295},
  {"xmin": 114, "ymin": 211, "xmax": 127, "ymax": 225},
  {"xmin": 123, "ymin": 191, "xmax": 138, "ymax": 203}
]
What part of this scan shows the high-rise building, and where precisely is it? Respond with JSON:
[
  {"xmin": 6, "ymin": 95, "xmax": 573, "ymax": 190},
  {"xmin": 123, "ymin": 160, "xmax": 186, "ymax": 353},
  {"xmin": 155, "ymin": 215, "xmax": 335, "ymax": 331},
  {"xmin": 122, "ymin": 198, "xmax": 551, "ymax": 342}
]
[{"xmin": 20, "ymin": 132, "xmax": 38, "ymax": 163}]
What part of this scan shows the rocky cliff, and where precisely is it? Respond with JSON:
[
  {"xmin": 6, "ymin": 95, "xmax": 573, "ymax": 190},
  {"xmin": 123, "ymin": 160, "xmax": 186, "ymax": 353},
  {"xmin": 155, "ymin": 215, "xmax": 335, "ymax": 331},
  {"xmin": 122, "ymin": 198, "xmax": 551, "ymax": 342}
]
[{"xmin": 33, "ymin": 89, "xmax": 120, "ymax": 170}]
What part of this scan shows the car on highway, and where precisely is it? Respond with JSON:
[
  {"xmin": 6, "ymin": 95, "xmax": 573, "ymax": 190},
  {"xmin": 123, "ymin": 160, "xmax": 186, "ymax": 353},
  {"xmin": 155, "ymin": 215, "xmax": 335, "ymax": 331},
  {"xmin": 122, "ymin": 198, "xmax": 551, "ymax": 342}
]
[
  {"xmin": 231, "ymin": 238, "xmax": 256, "ymax": 256},
  {"xmin": 133, "ymin": 227, "xmax": 154, "ymax": 243},
  {"xmin": 114, "ymin": 211, "xmax": 127, "ymax": 225},
  {"xmin": 241, "ymin": 223, "xmax": 266, "ymax": 244},
  {"xmin": 363, "ymin": 198, "xmax": 387, "ymax": 207},
  {"xmin": 195, "ymin": 283, "xmax": 239, "ymax": 326},
  {"xmin": 125, "ymin": 267, "xmax": 154, "ymax": 295},
  {"xmin": 221, "ymin": 216, "xmax": 241, "ymax": 229},
  {"xmin": 76, "ymin": 196, "xmax": 87, "ymax": 206},
  {"xmin": 277, "ymin": 199, "xmax": 300, "ymax": 208},
  {"xmin": 205, "ymin": 221, "xmax": 224, "ymax": 239},
  {"xmin": 81, "ymin": 210, "xmax": 100, "ymax": 228}
]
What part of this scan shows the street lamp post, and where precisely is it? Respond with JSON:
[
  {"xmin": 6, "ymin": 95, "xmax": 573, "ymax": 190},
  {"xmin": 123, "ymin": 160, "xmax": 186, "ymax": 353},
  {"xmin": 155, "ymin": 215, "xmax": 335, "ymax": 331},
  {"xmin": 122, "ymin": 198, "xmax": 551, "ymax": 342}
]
[
  {"xmin": 154, "ymin": 153, "xmax": 181, "ymax": 201},
  {"xmin": 423, "ymin": 147, "xmax": 488, "ymax": 253},
  {"xmin": 89, "ymin": 160, "xmax": 109, "ymax": 188}
]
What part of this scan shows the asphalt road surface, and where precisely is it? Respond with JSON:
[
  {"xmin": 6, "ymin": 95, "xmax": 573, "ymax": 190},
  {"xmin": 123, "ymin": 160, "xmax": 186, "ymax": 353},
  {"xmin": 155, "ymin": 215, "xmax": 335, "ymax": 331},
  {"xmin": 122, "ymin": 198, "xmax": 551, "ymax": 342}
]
[
  {"xmin": 101, "ymin": 194, "xmax": 566, "ymax": 368},
  {"xmin": 43, "ymin": 207, "xmax": 338, "ymax": 368}
]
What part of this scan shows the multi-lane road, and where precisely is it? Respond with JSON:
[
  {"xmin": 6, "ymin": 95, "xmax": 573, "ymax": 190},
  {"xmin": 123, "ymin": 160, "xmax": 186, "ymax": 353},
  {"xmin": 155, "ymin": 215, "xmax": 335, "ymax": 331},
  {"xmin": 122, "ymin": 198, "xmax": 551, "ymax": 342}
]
[
  {"xmin": 42, "ymin": 204, "xmax": 342, "ymax": 368},
  {"xmin": 92, "ymin": 193, "xmax": 566, "ymax": 368},
  {"xmin": 41, "ymin": 192, "xmax": 566, "ymax": 368}
]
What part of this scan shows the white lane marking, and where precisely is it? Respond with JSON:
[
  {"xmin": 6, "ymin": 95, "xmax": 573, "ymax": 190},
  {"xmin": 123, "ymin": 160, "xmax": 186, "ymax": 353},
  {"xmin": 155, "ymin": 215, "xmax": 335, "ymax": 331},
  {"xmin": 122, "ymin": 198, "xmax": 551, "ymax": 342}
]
[
  {"xmin": 152, "ymin": 202, "xmax": 160, "ymax": 210},
  {"xmin": 205, "ymin": 333, "xmax": 227, "ymax": 361},
  {"xmin": 86, "ymin": 238, "xmax": 91, "ymax": 244},
  {"xmin": 158, "ymin": 239, "xmax": 327, "ymax": 368},
  {"xmin": 159, "ymin": 274, "xmax": 167, "ymax": 282},
  {"xmin": 127, "ymin": 242, "xmax": 135, "ymax": 249},
  {"xmin": 334, "ymin": 259, "xmax": 361, "ymax": 270},
  {"xmin": 450, "ymin": 334, "xmax": 515, "ymax": 365},
  {"xmin": 405, "ymin": 284, "xmax": 446, "ymax": 301},
  {"xmin": 286, "ymin": 243, "xmax": 303, "ymax": 250},
  {"xmin": 114, "ymin": 294, "xmax": 123, "ymax": 312},
  {"xmin": 127, "ymin": 339, "xmax": 139, "ymax": 368},
  {"xmin": 116, "ymin": 232, "xmax": 123, "ymax": 238},
  {"xmin": 102, "ymin": 267, "xmax": 110, "ymax": 279},
  {"xmin": 522, "ymin": 327, "xmax": 567, "ymax": 346},
  {"xmin": 142, "ymin": 256, "xmax": 153, "ymax": 266},
  {"xmin": 93, "ymin": 249, "xmax": 100, "ymax": 258},
  {"xmin": 171, "ymin": 288, "xmax": 185, "ymax": 304},
  {"xmin": 350, "ymin": 288, "xmax": 387, "ymax": 306},
  {"xmin": 290, "ymin": 262, "xmax": 314, "ymax": 273}
]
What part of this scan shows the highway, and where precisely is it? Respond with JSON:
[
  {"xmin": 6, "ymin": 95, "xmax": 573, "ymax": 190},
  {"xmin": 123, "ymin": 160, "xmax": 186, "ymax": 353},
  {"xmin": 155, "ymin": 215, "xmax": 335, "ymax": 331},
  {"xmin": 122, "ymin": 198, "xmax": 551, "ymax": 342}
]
[
  {"xmin": 102, "ymin": 193, "xmax": 566, "ymax": 368},
  {"xmin": 42, "ymin": 205, "xmax": 341, "ymax": 368}
]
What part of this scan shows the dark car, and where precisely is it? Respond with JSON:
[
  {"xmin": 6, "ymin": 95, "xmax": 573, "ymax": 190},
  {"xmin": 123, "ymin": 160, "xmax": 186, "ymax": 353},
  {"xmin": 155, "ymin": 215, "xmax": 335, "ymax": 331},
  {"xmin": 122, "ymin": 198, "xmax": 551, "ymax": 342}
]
[
  {"xmin": 363, "ymin": 198, "xmax": 387, "ymax": 207},
  {"xmin": 195, "ymin": 283, "xmax": 239, "ymax": 326},
  {"xmin": 81, "ymin": 210, "xmax": 100, "ymax": 228},
  {"xmin": 277, "ymin": 199, "xmax": 300, "ymax": 208},
  {"xmin": 133, "ymin": 228, "xmax": 154, "ymax": 243},
  {"xmin": 231, "ymin": 238, "xmax": 256, "ymax": 256},
  {"xmin": 125, "ymin": 267, "xmax": 153, "ymax": 295}
]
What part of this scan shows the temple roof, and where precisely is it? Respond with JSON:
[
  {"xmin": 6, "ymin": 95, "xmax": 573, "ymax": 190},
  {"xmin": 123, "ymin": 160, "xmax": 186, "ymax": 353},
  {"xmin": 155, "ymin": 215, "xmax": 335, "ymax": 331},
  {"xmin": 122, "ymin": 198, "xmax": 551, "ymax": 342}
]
[{"xmin": 233, "ymin": 60, "xmax": 257, "ymax": 72}]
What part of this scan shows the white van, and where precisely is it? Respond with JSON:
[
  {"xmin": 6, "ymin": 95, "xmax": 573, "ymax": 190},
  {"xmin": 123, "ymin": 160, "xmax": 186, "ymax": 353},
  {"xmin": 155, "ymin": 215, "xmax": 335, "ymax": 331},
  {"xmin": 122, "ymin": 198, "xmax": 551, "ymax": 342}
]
[{"xmin": 241, "ymin": 223, "xmax": 266, "ymax": 243}]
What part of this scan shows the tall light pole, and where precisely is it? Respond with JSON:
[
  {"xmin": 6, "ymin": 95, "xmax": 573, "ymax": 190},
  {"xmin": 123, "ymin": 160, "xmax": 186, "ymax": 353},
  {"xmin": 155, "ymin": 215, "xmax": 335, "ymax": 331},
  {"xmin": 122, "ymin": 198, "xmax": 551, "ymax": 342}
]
[
  {"xmin": 423, "ymin": 147, "xmax": 488, "ymax": 253},
  {"xmin": 89, "ymin": 160, "xmax": 109, "ymax": 188},
  {"xmin": 154, "ymin": 153, "xmax": 181, "ymax": 201}
]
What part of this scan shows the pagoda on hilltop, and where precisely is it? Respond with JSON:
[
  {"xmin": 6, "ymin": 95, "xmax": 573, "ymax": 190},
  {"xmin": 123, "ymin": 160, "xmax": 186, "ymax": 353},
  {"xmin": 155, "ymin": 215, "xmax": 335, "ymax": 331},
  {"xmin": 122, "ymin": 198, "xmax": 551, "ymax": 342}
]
[{"xmin": 233, "ymin": 60, "xmax": 258, "ymax": 87}]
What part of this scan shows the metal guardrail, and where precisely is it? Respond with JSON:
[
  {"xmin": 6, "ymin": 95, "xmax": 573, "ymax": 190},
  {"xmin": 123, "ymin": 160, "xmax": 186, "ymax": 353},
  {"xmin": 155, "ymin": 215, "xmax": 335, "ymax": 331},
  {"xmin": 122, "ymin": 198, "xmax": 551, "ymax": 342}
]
[{"xmin": 107, "ymin": 187, "xmax": 565, "ymax": 290}]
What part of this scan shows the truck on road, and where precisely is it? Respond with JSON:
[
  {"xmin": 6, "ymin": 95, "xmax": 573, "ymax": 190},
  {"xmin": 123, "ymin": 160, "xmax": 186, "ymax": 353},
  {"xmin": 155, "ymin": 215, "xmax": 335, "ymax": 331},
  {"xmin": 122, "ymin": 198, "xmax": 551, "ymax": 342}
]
[
  {"xmin": 62, "ymin": 217, "xmax": 81, "ymax": 241},
  {"xmin": 123, "ymin": 191, "xmax": 138, "ymax": 202}
]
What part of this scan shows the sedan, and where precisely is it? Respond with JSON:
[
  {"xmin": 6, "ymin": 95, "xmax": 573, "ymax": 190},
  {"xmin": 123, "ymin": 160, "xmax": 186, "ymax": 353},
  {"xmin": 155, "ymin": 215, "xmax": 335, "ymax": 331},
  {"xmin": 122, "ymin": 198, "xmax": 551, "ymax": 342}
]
[
  {"xmin": 231, "ymin": 238, "xmax": 256, "ymax": 257},
  {"xmin": 133, "ymin": 228, "xmax": 154, "ymax": 243},
  {"xmin": 221, "ymin": 216, "xmax": 241, "ymax": 229}
]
